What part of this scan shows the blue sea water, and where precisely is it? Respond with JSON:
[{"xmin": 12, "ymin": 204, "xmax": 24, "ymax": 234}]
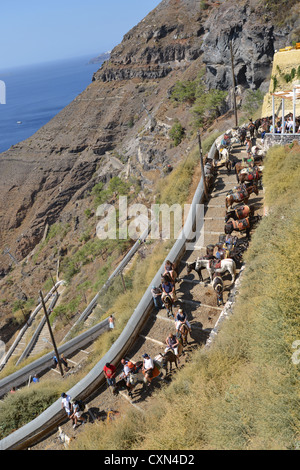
[{"xmin": 0, "ymin": 54, "xmax": 104, "ymax": 154}]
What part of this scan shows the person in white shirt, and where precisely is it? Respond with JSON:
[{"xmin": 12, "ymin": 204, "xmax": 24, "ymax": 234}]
[
  {"xmin": 142, "ymin": 353, "xmax": 154, "ymax": 386},
  {"xmin": 61, "ymin": 392, "xmax": 72, "ymax": 418},
  {"xmin": 120, "ymin": 358, "xmax": 136, "ymax": 395},
  {"xmin": 286, "ymin": 117, "xmax": 293, "ymax": 133}
]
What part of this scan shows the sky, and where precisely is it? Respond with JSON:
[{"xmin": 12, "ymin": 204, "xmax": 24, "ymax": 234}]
[{"xmin": 1, "ymin": 0, "xmax": 162, "ymax": 70}]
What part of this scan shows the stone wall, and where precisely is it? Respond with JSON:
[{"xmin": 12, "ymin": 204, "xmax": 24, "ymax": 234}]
[
  {"xmin": 263, "ymin": 133, "xmax": 300, "ymax": 150},
  {"xmin": 261, "ymin": 50, "xmax": 300, "ymax": 117}
]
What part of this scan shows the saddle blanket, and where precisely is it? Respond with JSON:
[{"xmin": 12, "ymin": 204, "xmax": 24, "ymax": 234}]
[
  {"xmin": 232, "ymin": 218, "xmax": 250, "ymax": 231},
  {"xmin": 235, "ymin": 206, "xmax": 250, "ymax": 219},
  {"xmin": 232, "ymin": 190, "xmax": 247, "ymax": 201}
]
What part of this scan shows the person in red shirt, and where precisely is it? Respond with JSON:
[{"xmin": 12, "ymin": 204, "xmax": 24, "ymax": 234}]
[{"xmin": 103, "ymin": 362, "xmax": 116, "ymax": 387}]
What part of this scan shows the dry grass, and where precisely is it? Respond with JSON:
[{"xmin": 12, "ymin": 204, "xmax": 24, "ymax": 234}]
[
  {"xmin": 155, "ymin": 147, "xmax": 200, "ymax": 206},
  {"xmin": 0, "ymin": 374, "xmax": 82, "ymax": 439},
  {"xmin": 70, "ymin": 142, "xmax": 300, "ymax": 450}
]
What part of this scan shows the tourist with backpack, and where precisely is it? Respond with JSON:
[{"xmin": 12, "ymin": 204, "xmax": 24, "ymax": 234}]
[{"xmin": 70, "ymin": 399, "xmax": 86, "ymax": 429}]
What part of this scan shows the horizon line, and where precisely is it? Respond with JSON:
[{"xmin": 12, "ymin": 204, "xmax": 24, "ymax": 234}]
[{"xmin": 0, "ymin": 50, "xmax": 111, "ymax": 75}]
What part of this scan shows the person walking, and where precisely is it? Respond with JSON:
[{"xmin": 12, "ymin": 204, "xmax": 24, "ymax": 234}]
[
  {"xmin": 52, "ymin": 355, "xmax": 58, "ymax": 368},
  {"xmin": 61, "ymin": 393, "xmax": 73, "ymax": 420},
  {"xmin": 108, "ymin": 315, "xmax": 115, "ymax": 330},
  {"xmin": 151, "ymin": 285, "xmax": 164, "ymax": 310},
  {"xmin": 60, "ymin": 354, "xmax": 70, "ymax": 372},
  {"xmin": 103, "ymin": 362, "xmax": 116, "ymax": 387},
  {"xmin": 120, "ymin": 359, "xmax": 136, "ymax": 397},
  {"xmin": 245, "ymin": 138, "xmax": 252, "ymax": 160}
]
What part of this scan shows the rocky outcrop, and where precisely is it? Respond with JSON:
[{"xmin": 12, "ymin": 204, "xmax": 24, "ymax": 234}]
[
  {"xmin": 88, "ymin": 51, "xmax": 110, "ymax": 64},
  {"xmin": 93, "ymin": 0, "xmax": 204, "ymax": 83},
  {"xmin": 201, "ymin": 1, "xmax": 299, "ymax": 92}
]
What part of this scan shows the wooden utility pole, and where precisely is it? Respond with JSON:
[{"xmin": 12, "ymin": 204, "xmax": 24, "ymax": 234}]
[
  {"xmin": 197, "ymin": 131, "xmax": 208, "ymax": 200},
  {"xmin": 39, "ymin": 290, "xmax": 64, "ymax": 377},
  {"xmin": 230, "ymin": 40, "xmax": 238, "ymax": 127}
]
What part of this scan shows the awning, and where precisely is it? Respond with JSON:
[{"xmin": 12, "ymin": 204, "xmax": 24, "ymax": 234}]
[
  {"xmin": 271, "ymin": 85, "xmax": 300, "ymax": 100},
  {"xmin": 270, "ymin": 83, "xmax": 300, "ymax": 134}
]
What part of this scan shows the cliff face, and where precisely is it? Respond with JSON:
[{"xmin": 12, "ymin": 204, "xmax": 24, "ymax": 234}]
[
  {"xmin": 0, "ymin": 0, "xmax": 297, "ymax": 275},
  {"xmin": 202, "ymin": 1, "xmax": 275, "ymax": 91},
  {"xmin": 202, "ymin": 1, "xmax": 300, "ymax": 92},
  {"xmin": 93, "ymin": 0, "xmax": 203, "ymax": 82}
]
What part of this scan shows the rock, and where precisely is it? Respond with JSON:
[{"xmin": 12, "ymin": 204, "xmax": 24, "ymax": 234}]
[{"xmin": 201, "ymin": 1, "xmax": 294, "ymax": 91}]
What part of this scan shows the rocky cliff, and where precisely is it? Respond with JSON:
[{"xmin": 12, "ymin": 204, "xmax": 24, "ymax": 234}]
[{"xmin": 0, "ymin": 0, "xmax": 298, "ymax": 338}]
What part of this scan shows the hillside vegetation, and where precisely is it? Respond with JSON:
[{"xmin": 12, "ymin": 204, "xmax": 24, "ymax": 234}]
[
  {"xmin": 0, "ymin": 143, "xmax": 204, "ymax": 439},
  {"xmin": 70, "ymin": 142, "xmax": 300, "ymax": 450}
]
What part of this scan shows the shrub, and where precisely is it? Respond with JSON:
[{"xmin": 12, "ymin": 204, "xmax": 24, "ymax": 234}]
[
  {"xmin": 192, "ymin": 89, "xmax": 227, "ymax": 128},
  {"xmin": 242, "ymin": 89, "xmax": 264, "ymax": 116},
  {"xmin": 170, "ymin": 73, "xmax": 227, "ymax": 129},
  {"xmin": 169, "ymin": 120, "xmax": 185, "ymax": 146},
  {"xmin": 91, "ymin": 176, "xmax": 140, "ymax": 208},
  {"xmin": 0, "ymin": 384, "xmax": 60, "ymax": 439},
  {"xmin": 46, "ymin": 223, "xmax": 70, "ymax": 242},
  {"xmin": 84, "ymin": 208, "xmax": 92, "ymax": 219},
  {"xmin": 271, "ymin": 75, "xmax": 278, "ymax": 93},
  {"xmin": 170, "ymin": 80, "xmax": 197, "ymax": 104}
]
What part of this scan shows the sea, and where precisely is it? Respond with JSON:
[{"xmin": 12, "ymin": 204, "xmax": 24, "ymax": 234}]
[{"xmin": 0, "ymin": 54, "xmax": 105, "ymax": 154}]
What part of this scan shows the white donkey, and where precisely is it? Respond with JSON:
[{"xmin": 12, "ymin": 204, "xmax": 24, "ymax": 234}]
[{"xmin": 195, "ymin": 257, "xmax": 236, "ymax": 285}]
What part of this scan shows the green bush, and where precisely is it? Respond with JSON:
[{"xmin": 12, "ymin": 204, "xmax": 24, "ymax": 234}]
[
  {"xmin": 169, "ymin": 120, "xmax": 185, "ymax": 146},
  {"xmin": 242, "ymin": 89, "xmax": 264, "ymax": 117},
  {"xmin": 84, "ymin": 208, "xmax": 92, "ymax": 219},
  {"xmin": 46, "ymin": 223, "xmax": 71, "ymax": 242},
  {"xmin": 0, "ymin": 385, "xmax": 60, "ymax": 439},
  {"xmin": 192, "ymin": 89, "xmax": 227, "ymax": 128},
  {"xmin": 91, "ymin": 176, "xmax": 139, "ymax": 207},
  {"xmin": 170, "ymin": 80, "xmax": 197, "ymax": 104},
  {"xmin": 271, "ymin": 75, "xmax": 278, "ymax": 93},
  {"xmin": 170, "ymin": 72, "xmax": 227, "ymax": 128},
  {"xmin": 50, "ymin": 295, "xmax": 81, "ymax": 326}
]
